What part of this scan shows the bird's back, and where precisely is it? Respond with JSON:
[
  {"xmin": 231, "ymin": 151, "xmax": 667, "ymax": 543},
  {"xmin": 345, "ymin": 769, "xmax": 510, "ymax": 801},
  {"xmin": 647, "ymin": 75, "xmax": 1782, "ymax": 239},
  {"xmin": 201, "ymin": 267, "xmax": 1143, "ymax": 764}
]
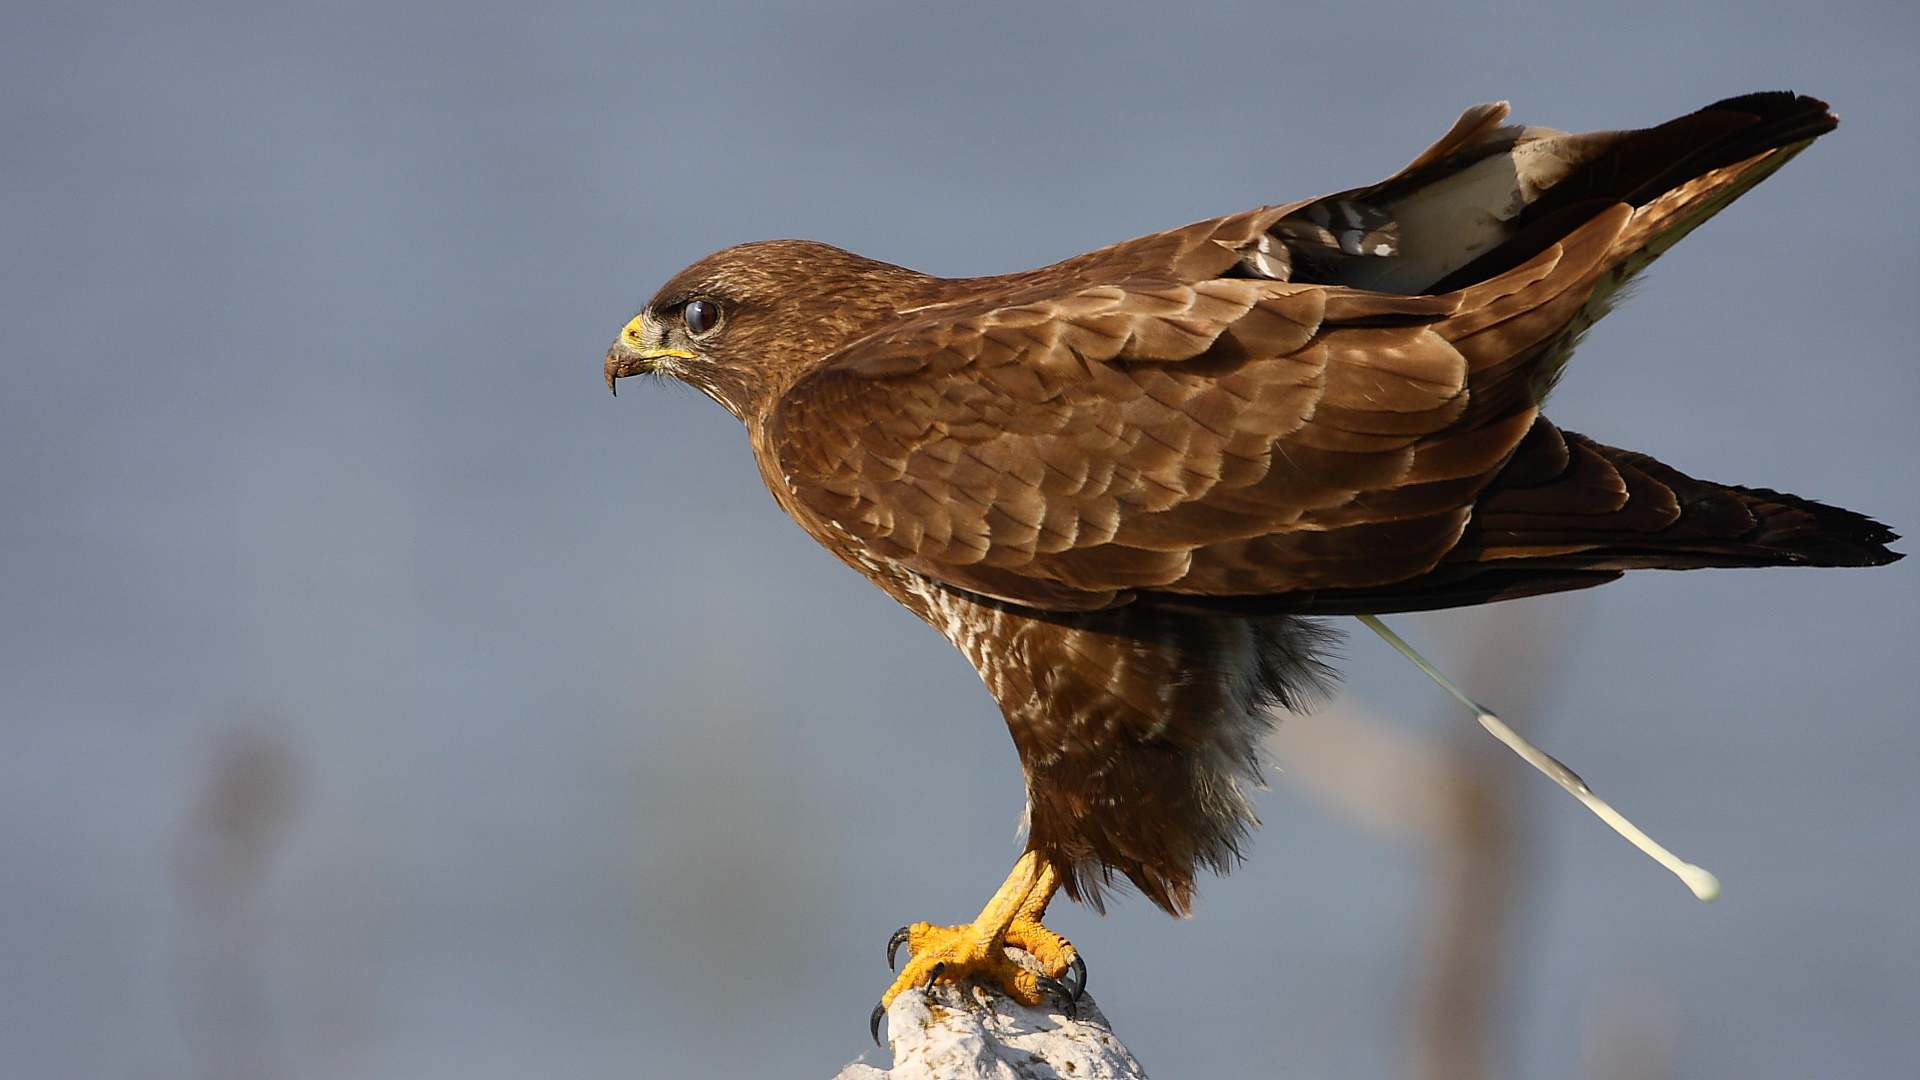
[{"xmin": 768, "ymin": 93, "xmax": 1896, "ymax": 619}]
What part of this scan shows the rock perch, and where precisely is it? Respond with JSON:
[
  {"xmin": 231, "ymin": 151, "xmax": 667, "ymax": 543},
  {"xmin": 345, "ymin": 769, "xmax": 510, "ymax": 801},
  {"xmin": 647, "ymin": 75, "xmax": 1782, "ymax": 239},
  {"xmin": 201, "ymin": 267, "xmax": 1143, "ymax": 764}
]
[{"xmin": 835, "ymin": 952, "xmax": 1146, "ymax": 1080}]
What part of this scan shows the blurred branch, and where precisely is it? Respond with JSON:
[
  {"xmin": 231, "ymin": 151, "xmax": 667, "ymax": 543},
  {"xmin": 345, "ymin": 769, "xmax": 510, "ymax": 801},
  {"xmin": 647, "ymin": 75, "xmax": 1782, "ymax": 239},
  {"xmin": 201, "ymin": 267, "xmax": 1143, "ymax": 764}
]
[
  {"xmin": 1275, "ymin": 695, "xmax": 1513, "ymax": 1080},
  {"xmin": 1272, "ymin": 597, "xmax": 1663, "ymax": 1080},
  {"xmin": 170, "ymin": 712, "xmax": 305, "ymax": 1080}
]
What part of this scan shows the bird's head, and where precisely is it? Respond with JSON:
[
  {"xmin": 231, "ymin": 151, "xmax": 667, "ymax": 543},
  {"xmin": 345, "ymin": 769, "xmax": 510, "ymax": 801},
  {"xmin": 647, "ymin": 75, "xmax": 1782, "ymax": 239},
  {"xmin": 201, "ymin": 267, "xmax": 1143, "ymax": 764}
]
[{"xmin": 605, "ymin": 239, "xmax": 936, "ymax": 421}]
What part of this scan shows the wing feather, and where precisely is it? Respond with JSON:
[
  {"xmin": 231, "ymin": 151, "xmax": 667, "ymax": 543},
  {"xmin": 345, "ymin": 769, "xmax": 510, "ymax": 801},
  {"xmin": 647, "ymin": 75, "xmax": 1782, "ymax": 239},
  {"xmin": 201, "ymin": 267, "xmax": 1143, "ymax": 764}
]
[
  {"xmin": 766, "ymin": 100, "xmax": 1845, "ymax": 610},
  {"xmin": 768, "ymin": 255, "xmax": 1524, "ymax": 608}
]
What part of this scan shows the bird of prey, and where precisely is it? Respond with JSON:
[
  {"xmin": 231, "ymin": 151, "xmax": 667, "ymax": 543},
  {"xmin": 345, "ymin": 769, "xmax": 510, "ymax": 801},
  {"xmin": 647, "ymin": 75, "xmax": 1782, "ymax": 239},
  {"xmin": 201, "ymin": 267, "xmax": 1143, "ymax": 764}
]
[{"xmin": 604, "ymin": 92, "xmax": 1900, "ymax": 1026}]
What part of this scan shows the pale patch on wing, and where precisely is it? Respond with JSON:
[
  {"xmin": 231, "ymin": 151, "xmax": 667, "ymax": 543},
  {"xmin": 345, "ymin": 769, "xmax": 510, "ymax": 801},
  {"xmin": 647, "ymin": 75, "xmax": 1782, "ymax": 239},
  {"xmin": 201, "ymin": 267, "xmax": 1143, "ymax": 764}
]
[
  {"xmin": 1239, "ymin": 104, "xmax": 1622, "ymax": 295},
  {"xmin": 1355, "ymin": 127, "xmax": 1619, "ymax": 293}
]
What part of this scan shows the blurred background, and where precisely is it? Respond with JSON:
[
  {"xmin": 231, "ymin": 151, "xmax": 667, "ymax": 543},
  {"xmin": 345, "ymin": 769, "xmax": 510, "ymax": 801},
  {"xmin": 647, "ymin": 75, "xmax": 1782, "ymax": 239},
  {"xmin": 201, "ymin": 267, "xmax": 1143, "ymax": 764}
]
[{"xmin": 2, "ymin": 2, "xmax": 1915, "ymax": 1078}]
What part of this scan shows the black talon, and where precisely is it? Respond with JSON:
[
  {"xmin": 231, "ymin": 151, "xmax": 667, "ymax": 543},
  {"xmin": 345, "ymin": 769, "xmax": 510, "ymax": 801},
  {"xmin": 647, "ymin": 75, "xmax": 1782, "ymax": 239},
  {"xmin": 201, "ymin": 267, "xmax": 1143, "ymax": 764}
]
[
  {"xmin": 1065, "ymin": 954, "xmax": 1088, "ymax": 1002},
  {"xmin": 1036, "ymin": 975, "xmax": 1079, "ymax": 1019},
  {"xmin": 886, "ymin": 926, "xmax": 912, "ymax": 971},
  {"xmin": 873, "ymin": 957, "xmax": 948, "ymax": 1045}
]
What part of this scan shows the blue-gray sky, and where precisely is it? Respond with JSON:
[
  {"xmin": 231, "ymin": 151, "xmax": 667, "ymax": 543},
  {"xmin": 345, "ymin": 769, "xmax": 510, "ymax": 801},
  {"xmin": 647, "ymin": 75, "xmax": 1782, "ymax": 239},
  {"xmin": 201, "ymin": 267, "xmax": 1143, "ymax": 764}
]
[{"xmin": 2, "ymin": 3, "xmax": 1915, "ymax": 1078}]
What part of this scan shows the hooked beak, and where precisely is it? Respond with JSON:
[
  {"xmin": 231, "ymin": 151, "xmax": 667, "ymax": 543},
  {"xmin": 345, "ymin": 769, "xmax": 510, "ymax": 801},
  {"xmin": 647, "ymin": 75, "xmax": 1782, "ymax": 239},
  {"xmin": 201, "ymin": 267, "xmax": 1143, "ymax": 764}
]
[{"xmin": 605, "ymin": 315, "xmax": 696, "ymax": 394}]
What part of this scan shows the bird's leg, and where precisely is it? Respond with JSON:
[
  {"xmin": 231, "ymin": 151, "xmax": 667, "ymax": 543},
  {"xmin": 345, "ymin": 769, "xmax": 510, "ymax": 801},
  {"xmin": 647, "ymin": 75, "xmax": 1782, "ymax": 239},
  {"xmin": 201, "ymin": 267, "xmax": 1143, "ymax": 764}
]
[
  {"xmin": 879, "ymin": 851, "xmax": 1081, "ymax": 1013},
  {"xmin": 1002, "ymin": 857, "xmax": 1086, "ymax": 1000}
]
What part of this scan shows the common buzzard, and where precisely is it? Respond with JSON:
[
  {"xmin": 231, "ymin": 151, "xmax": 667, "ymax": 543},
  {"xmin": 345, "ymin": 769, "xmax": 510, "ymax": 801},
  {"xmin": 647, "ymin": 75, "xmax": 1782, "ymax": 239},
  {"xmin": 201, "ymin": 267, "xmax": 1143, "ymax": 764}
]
[{"xmin": 604, "ymin": 92, "xmax": 1900, "ymax": 1028}]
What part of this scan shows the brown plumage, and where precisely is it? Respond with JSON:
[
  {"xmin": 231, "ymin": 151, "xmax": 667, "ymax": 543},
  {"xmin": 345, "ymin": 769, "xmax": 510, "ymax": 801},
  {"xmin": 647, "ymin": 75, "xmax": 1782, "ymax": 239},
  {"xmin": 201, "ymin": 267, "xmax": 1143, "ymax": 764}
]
[{"xmin": 607, "ymin": 92, "xmax": 1899, "ymax": 930}]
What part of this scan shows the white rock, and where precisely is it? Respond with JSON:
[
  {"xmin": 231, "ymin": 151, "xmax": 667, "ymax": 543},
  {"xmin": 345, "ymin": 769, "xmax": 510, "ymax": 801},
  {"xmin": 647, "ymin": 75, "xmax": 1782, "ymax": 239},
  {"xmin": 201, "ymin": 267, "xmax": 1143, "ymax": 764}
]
[{"xmin": 835, "ymin": 955, "xmax": 1147, "ymax": 1080}]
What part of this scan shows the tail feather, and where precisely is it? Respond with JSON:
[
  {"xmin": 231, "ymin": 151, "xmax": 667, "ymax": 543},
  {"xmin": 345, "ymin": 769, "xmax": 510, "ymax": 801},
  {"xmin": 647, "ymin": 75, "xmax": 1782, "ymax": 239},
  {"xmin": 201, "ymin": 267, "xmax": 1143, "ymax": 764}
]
[
  {"xmin": 1159, "ymin": 95, "xmax": 1893, "ymax": 620},
  {"xmin": 1424, "ymin": 93, "xmax": 1837, "ymax": 295},
  {"xmin": 1659, "ymin": 482, "xmax": 1903, "ymax": 569},
  {"xmin": 1519, "ymin": 92, "xmax": 1837, "ymax": 228},
  {"xmin": 1153, "ymin": 421, "xmax": 1902, "ymax": 617},
  {"xmin": 1460, "ymin": 427, "xmax": 1901, "ymax": 571}
]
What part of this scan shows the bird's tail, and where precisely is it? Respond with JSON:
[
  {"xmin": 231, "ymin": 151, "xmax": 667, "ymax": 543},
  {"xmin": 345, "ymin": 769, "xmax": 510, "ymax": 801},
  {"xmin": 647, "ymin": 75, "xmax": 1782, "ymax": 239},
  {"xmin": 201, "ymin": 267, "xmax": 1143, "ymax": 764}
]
[
  {"xmin": 1269, "ymin": 92, "xmax": 1837, "ymax": 301},
  {"xmin": 1425, "ymin": 92, "xmax": 1838, "ymax": 295},
  {"xmin": 1240, "ymin": 421, "xmax": 1902, "ymax": 616},
  {"xmin": 1262, "ymin": 94, "xmax": 1841, "ymax": 416}
]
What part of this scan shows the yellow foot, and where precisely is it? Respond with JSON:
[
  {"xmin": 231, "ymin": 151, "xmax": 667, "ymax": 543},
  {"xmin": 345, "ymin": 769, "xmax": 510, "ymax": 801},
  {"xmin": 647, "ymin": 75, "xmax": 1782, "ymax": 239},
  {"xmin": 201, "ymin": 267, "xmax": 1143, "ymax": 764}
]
[
  {"xmin": 1005, "ymin": 915, "xmax": 1083, "ymax": 993},
  {"xmin": 870, "ymin": 852, "xmax": 1086, "ymax": 1045}
]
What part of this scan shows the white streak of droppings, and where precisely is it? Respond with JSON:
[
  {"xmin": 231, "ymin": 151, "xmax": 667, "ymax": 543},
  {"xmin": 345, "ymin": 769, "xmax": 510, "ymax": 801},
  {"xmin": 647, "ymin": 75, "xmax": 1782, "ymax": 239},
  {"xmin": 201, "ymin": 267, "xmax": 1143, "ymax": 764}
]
[{"xmin": 1358, "ymin": 614, "xmax": 1720, "ymax": 901}]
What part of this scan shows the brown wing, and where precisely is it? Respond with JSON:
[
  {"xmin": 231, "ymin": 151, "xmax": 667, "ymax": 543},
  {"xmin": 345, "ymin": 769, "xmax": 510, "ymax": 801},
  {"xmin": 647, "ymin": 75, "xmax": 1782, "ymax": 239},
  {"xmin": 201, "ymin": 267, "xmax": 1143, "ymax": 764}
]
[
  {"xmin": 770, "ymin": 203, "xmax": 1634, "ymax": 610},
  {"xmin": 769, "ymin": 93, "xmax": 1886, "ymax": 612}
]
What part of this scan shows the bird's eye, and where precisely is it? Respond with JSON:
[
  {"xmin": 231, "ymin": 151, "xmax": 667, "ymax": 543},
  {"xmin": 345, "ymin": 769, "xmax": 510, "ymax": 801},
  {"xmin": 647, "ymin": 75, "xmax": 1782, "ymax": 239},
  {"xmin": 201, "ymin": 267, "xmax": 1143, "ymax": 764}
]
[{"xmin": 684, "ymin": 300, "xmax": 719, "ymax": 336}]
